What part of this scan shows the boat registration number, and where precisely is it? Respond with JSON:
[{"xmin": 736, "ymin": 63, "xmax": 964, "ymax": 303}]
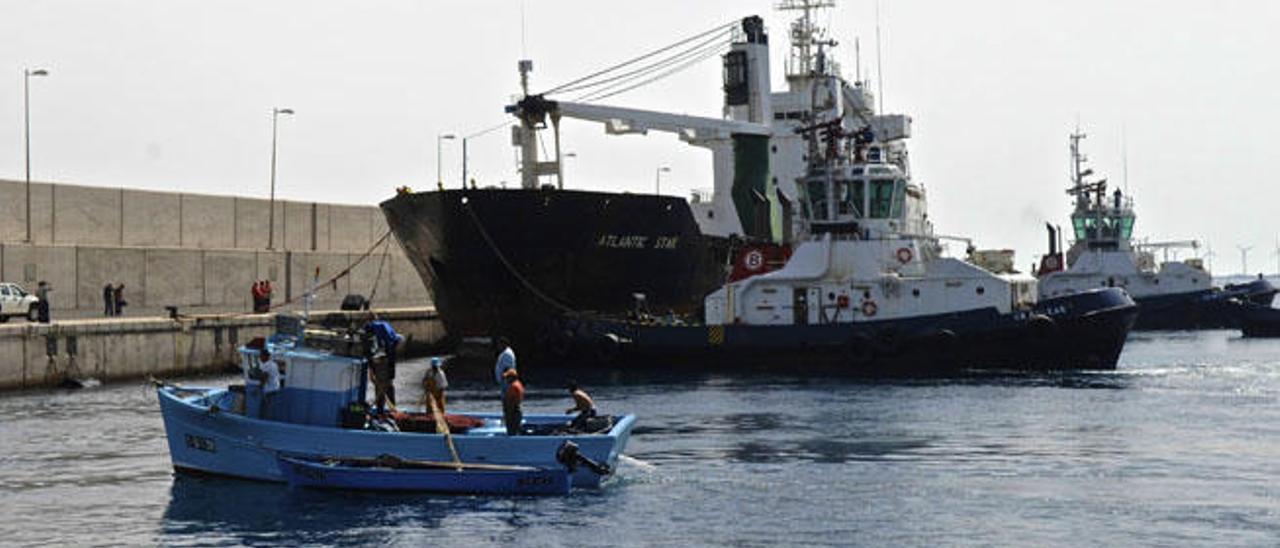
[{"xmin": 185, "ymin": 434, "xmax": 217, "ymax": 453}]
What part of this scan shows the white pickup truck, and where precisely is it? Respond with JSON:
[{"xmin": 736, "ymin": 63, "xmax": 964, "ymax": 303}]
[{"xmin": 0, "ymin": 283, "xmax": 40, "ymax": 322}]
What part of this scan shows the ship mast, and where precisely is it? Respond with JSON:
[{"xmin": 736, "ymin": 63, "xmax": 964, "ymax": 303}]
[{"xmin": 777, "ymin": 0, "xmax": 837, "ymax": 78}]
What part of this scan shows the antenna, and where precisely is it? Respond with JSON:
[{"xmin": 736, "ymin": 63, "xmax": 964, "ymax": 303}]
[
  {"xmin": 875, "ymin": 0, "xmax": 884, "ymax": 113},
  {"xmin": 855, "ymin": 37, "xmax": 861, "ymax": 82},
  {"xmin": 1238, "ymin": 245, "xmax": 1253, "ymax": 276},
  {"xmin": 1121, "ymin": 125, "xmax": 1129, "ymax": 195},
  {"xmin": 520, "ymin": 0, "xmax": 528, "ymax": 58}
]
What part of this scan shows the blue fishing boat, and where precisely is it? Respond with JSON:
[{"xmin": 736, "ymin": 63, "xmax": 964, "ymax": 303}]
[{"xmin": 156, "ymin": 316, "xmax": 636, "ymax": 488}]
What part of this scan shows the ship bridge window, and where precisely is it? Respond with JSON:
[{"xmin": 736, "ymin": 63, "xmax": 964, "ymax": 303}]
[
  {"xmin": 835, "ymin": 179, "xmax": 864, "ymax": 218},
  {"xmin": 1119, "ymin": 215, "xmax": 1135, "ymax": 239},
  {"xmin": 807, "ymin": 179, "xmax": 830, "ymax": 221},
  {"xmin": 868, "ymin": 179, "xmax": 906, "ymax": 219}
]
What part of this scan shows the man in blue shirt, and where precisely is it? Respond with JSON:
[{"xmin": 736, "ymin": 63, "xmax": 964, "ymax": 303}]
[
  {"xmin": 364, "ymin": 319, "xmax": 404, "ymax": 414},
  {"xmin": 493, "ymin": 336, "xmax": 516, "ymax": 389}
]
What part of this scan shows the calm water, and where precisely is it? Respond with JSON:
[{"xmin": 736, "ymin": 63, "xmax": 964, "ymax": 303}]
[{"xmin": 1, "ymin": 331, "xmax": 1278, "ymax": 547}]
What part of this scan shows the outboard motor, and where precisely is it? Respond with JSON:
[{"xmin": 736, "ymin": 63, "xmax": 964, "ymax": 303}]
[{"xmin": 556, "ymin": 440, "xmax": 612, "ymax": 476}]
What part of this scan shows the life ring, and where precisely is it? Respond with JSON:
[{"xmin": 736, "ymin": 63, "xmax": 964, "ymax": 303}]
[
  {"xmin": 1043, "ymin": 255, "xmax": 1060, "ymax": 270},
  {"xmin": 861, "ymin": 300, "xmax": 878, "ymax": 317},
  {"xmin": 896, "ymin": 247, "xmax": 913, "ymax": 264}
]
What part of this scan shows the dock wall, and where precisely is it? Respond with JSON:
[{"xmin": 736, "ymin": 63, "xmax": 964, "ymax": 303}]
[
  {"xmin": 0, "ymin": 308, "xmax": 444, "ymax": 391},
  {"xmin": 0, "ymin": 179, "xmax": 430, "ymax": 315}
]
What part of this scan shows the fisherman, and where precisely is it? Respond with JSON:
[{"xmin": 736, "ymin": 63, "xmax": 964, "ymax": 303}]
[
  {"xmin": 247, "ymin": 347, "xmax": 282, "ymax": 418},
  {"xmin": 365, "ymin": 317, "xmax": 404, "ymax": 414},
  {"xmin": 564, "ymin": 380, "xmax": 597, "ymax": 430},
  {"xmin": 423, "ymin": 356, "xmax": 449, "ymax": 417},
  {"xmin": 493, "ymin": 336, "xmax": 516, "ymax": 389},
  {"xmin": 502, "ymin": 368, "xmax": 524, "ymax": 436},
  {"xmin": 35, "ymin": 281, "xmax": 51, "ymax": 323},
  {"xmin": 251, "ymin": 280, "xmax": 265, "ymax": 313}
]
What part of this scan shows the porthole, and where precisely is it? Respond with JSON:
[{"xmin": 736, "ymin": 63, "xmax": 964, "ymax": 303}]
[
  {"xmin": 976, "ymin": 286, "xmax": 985, "ymax": 295},
  {"xmin": 912, "ymin": 288, "xmax": 920, "ymax": 297},
  {"xmin": 863, "ymin": 290, "xmax": 871, "ymax": 299},
  {"xmin": 828, "ymin": 292, "xmax": 836, "ymax": 301},
  {"xmin": 771, "ymin": 145, "xmax": 778, "ymax": 153}
]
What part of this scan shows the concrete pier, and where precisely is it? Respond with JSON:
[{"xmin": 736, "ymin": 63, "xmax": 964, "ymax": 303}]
[{"xmin": 0, "ymin": 307, "xmax": 443, "ymax": 391}]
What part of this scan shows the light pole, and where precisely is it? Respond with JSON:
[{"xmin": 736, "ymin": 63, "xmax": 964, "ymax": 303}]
[
  {"xmin": 436, "ymin": 133, "xmax": 455, "ymax": 189},
  {"xmin": 267, "ymin": 107, "xmax": 294, "ymax": 250},
  {"xmin": 655, "ymin": 166, "xmax": 671, "ymax": 195},
  {"xmin": 562, "ymin": 152, "xmax": 577, "ymax": 188},
  {"xmin": 23, "ymin": 68, "xmax": 49, "ymax": 243}
]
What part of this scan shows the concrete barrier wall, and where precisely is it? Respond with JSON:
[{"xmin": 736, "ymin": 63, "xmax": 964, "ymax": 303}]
[
  {"xmin": 0, "ymin": 179, "xmax": 388, "ymax": 253},
  {"xmin": 0, "ymin": 243, "xmax": 430, "ymax": 313},
  {"xmin": 0, "ymin": 308, "xmax": 444, "ymax": 391}
]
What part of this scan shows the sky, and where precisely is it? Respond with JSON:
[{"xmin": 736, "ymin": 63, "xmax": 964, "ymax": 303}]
[{"xmin": 4, "ymin": 0, "xmax": 1280, "ymax": 275}]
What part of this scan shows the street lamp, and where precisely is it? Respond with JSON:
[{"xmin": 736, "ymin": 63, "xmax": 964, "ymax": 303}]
[
  {"xmin": 436, "ymin": 133, "xmax": 456, "ymax": 189},
  {"xmin": 655, "ymin": 166, "xmax": 671, "ymax": 195},
  {"xmin": 267, "ymin": 107, "xmax": 294, "ymax": 250},
  {"xmin": 23, "ymin": 68, "xmax": 49, "ymax": 243}
]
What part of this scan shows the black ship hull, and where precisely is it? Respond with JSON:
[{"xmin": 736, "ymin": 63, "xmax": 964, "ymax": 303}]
[
  {"xmin": 381, "ymin": 188, "xmax": 735, "ymax": 355},
  {"xmin": 551, "ymin": 288, "xmax": 1138, "ymax": 374},
  {"xmin": 1131, "ymin": 278, "xmax": 1277, "ymax": 330}
]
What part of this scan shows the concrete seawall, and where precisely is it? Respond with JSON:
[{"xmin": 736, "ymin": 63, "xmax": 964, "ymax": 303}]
[
  {"xmin": 0, "ymin": 179, "xmax": 431, "ymax": 316},
  {"xmin": 0, "ymin": 307, "xmax": 443, "ymax": 391}
]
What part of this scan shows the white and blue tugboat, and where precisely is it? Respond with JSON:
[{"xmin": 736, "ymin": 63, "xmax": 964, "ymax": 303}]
[
  {"xmin": 1036, "ymin": 131, "xmax": 1275, "ymax": 330},
  {"xmin": 156, "ymin": 316, "xmax": 635, "ymax": 489},
  {"xmin": 547, "ymin": 64, "xmax": 1138, "ymax": 373}
]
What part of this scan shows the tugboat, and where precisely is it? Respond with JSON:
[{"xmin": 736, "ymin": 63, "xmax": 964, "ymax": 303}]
[
  {"xmin": 381, "ymin": 3, "xmax": 870, "ymax": 360},
  {"xmin": 1036, "ymin": 131, "xmax": 1275, "ymax": 329},
  {"xmin": 546, "ymin": 86, "xmax": 1139, "ymax": 373}
]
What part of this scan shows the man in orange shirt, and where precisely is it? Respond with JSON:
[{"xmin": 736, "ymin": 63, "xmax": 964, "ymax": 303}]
[{"xmin": 502, "ymin": 369, "xmax": 524, "ymax": 436}]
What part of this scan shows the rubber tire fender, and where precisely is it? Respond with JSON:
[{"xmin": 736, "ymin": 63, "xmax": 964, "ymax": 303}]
[
  {"xmin": 1029, "ymin": 314, "xmax": 1058, "ymax": 339},
  {"xmin": 595, "ymin": 333, "xmax": 622, "ymax": 364},
  {"xmin": 845, "ymin": 333, "xmax": 874, "ymax": 366}
]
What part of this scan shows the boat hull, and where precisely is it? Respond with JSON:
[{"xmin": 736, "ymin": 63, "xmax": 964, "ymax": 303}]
[
  {"xmin": 558, "ymin": 288, "xmax": 1138, "ymax": 373},
  {"xmin": 277, "ymin": 456, "xmax": 571, "ymax": 495},
  {"xmin": 157, "ymin": 386, "xmax": 635, "ymax": 488},
  {"xmin": 1131, "ymin": 278, "xmax": 1278, "ymax": 330},
  {"xmin": 380, "ymin": 188, "xmax": 736, "ymax": 344}
]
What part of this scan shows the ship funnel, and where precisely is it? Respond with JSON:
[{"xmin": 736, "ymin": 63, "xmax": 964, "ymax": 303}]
[{"xmin": 723, "ymin": 16, "xmax": 772, "ymax": 124}]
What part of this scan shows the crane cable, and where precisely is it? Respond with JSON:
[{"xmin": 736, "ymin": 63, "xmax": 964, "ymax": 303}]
[{"xmin": 538, "ymin": 20, "xmax": 737, "ymax": 97}]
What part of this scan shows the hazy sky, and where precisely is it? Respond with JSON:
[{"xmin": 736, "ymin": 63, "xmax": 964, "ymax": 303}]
[{"xmin": 5, "ymin": 1, "xmax": 1279, "ymax": 274}]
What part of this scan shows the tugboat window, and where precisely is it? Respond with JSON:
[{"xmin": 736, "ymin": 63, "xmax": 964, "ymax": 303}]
[
  {"xmin": 808, "ymin": 179, "xmax": 830, "ymax": 221},
  {"xmin": 835, "ymin": 179, "xmax": 864, "ymax": 218},
  {"xmin": 869, "ymin": 179, "xmax": 896, "ymax": 218}
]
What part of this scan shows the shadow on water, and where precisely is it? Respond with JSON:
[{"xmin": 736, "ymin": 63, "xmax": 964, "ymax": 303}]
[{"xmin": 160, "ymin": 474, "xmax": 598, "ymax": 545}]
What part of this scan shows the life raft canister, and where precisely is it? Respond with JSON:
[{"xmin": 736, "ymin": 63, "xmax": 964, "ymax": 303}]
[
  {"xmin": 861, "ymin": 300, "xmax": 878, "ymax": 317},
  {"xmin": 896, "ymin": 247, "xmax": 913, "ymax": 264}
]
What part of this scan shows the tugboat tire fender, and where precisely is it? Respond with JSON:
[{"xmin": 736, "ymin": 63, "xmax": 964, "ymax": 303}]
[
  {"xmin": 845, "ymin": 334, "xmax": 874, "ymax": 366},
  {"xmin": 1029, "ymin": 314, "xmax": 1058, "ymax": 338},
  {"xmin": 595, "ymin": 333, "xmax": 622, "ymax": 364},
  {"xmin": 873, "ymin": 330, "xmax": 902, "ymax": 356}
]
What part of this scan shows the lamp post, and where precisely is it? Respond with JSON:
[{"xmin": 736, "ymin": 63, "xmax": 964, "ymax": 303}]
[
  {"xmin": 436, "ymin": 133, "xmax": 455, "ymax": 188},
  {"xmin": 655, "ymin": 166, "xmax": 671, "ymax": 195},
  {"xmin": 267, "ymin": 107, "xmax": 294, "ymax": 250},
  {"xmin": 23, "ymin": 68, "xmax": 49, "ymax": 243}
]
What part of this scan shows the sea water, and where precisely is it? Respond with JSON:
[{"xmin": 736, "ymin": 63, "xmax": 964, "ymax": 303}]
[{"xmin": 1, "ymin": 330, "xmax": 1277, "ymax": 546}]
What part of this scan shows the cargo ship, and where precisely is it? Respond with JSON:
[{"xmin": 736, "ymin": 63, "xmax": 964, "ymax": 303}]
[{"xmin": 382, "ymin": 3, "xmax": 864, "ymax": 361}]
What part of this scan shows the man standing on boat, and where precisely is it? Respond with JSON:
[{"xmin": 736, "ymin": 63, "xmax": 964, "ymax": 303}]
[
  {"xmin": 493, "ymin": 336, "xmax": 516, "ymax": 388},
  {"xmin": 364, "ymin": 318, "xmax": 404, "ymax": 414},
  {"xmin": 423, "ymin": 357, "xmax": 448, "ymax": 420},
  {"xmin": 502, "ymin": 368, "xmax": 524, "ymax": 436}
]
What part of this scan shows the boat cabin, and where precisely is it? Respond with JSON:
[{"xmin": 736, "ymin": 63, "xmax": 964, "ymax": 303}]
[{"xmin": 798, "ymin": 163, "xmax": 928, "ymax": 240}]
